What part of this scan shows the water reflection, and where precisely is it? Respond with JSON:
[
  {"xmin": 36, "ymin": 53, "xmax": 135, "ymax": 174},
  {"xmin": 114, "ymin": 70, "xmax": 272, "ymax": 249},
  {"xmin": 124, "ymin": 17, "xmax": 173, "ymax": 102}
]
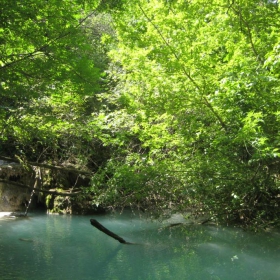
[{"xmin": 0, "ymin": 212, "xmax": 279, "ymax": 280}]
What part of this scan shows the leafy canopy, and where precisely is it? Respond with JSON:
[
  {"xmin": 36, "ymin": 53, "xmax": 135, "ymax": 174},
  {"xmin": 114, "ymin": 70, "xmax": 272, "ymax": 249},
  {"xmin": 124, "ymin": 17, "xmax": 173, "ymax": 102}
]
[{"xmin": 91, "ymin": 0, "xmax": 280, "ymax": 227}]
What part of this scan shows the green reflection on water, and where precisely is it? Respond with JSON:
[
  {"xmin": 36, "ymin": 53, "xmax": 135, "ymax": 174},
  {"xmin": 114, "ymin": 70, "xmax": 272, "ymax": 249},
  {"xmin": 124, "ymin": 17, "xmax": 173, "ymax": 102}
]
[{"xmin": 0, "ymin": 212, "xmax": 279, "ymax": 280}]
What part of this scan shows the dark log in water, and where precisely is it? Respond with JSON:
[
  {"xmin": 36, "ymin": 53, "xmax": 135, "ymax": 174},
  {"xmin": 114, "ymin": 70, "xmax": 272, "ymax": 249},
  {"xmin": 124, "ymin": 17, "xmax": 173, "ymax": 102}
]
[
  {"xmin": 10, "ymin": 212, "xmax": 28, "ymax": 218},
  {"xmin": 90, "ymin": 219, "xmax": 133, "ymax": 244},
  {"xmin": 19, "ymin": 238, "xmax": 34, "ymax": 242}
]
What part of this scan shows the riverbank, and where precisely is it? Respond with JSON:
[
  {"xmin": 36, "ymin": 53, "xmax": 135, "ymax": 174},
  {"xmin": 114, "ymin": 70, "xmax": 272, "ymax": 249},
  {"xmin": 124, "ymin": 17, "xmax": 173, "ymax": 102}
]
[{"xmin": 0, "ymin": 212, "xmax": 13, "ymax": 218}]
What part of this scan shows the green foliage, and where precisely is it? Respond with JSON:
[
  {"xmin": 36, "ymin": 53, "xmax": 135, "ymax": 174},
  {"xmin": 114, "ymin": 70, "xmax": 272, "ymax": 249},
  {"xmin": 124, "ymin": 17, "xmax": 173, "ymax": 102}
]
[
  {"xmin": 89, "ymin": 0, "xmax": 280, "ymax": 228},
  {"xmin": 0, "ymin": 1, "xmax": 114, "ymax": 166},
  {"xmin": 1, "ymin": 0, "xmax": 279, "ymax": 228}
]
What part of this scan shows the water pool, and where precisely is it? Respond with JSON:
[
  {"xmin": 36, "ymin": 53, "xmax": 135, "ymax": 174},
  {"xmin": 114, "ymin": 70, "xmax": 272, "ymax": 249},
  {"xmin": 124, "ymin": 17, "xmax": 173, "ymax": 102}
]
[{"xmin": 0, "ymin": 212, "xmax": 279, "ymax": 280}]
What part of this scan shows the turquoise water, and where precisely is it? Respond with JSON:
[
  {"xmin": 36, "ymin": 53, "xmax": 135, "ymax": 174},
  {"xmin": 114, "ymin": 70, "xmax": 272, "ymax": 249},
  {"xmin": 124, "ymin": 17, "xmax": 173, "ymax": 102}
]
[{"xmin": 0, "ymin": 212, "xmax": 279, "ymax": 280}]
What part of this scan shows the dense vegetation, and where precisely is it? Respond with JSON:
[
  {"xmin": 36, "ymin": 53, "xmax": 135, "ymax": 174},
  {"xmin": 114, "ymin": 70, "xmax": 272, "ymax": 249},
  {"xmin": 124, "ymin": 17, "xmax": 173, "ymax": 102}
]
[{"xmin": 1, "ymin": 0, "xmax": 279, "ymax": 229}]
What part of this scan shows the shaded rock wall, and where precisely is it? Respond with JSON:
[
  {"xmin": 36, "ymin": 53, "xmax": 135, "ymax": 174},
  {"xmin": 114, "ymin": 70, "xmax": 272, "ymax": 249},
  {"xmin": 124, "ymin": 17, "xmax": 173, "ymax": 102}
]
[
  {"xmin": 0, "ymin": 161, "xmax": 34, "ymax": 212},
  {"xmin": 0, "ymin": 182, "xmax": 30, "ymax": 211}
]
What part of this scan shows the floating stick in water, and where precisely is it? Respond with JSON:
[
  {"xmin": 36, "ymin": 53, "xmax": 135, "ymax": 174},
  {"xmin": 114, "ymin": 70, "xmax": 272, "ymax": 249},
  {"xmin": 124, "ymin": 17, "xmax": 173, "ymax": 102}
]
[
  {"xmin": 19, "ymin": 238, "xmax": 34, "ymax": 242},
  {"xmin": 90, "ymin": 219, "xmax": 133, "ymax": 245}
]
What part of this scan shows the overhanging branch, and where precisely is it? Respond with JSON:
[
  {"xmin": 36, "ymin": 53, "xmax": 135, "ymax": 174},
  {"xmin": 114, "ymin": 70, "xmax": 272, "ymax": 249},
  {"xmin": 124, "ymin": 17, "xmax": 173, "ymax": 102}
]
[
  {"xmin": 0, "ymin": 11, "xmax": 96, "ymax": 71},
  {"xmin": 0, "ymin": 179, "xmax": 80, "ymax": 196},
  {"xmin": 0, "ymin": 155, "xmax": 92, "ymax": 177}
]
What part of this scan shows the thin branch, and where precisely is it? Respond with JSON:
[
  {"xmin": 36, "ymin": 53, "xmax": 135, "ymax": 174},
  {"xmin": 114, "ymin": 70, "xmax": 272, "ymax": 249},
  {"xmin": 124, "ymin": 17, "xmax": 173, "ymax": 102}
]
[
  {"xmin": 0, "ymin": 11, "xmax": 96, "ymax": 71},
  {"xmin": 138, "ymin": 4, "xmax": 227, "ymax": 131},
  {"xmin": 0, "ymin": 179, "xmax": 80, "ymax": 196},
  {"xmin": 228, "ymin": 4, "xmax": 263, "ymax": 63},
  {"xmin": 0, "ymin": 155, "xmax": 92, "ymax": 176},
  {"xmin": 0, "ymin": 49, "xmax": 46, "ymax": 71}
]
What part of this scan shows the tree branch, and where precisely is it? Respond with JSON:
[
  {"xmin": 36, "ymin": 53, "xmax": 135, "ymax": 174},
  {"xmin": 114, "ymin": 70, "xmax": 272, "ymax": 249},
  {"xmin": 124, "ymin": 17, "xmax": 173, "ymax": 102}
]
[
  {"xmin": 0, "ymin": 179, "xmax": 80, "ymax": 196},
  {"xmin": 0, "ymin": 11, "xmax": 96, "ymax": 71},
  {"xmin": 0, "ymin": 155, "xmax": 92, "ymax": 176},
  {"xmin": 228, "ymin": 4, "xmax": 263, "ymax": 63},
  {"xmin": 138, "ymin": 4, "xmax": 227, "ymax": 131},
  {"xmin": 90, "ymin": 219, "xmax": 136, "ymax": 244}
]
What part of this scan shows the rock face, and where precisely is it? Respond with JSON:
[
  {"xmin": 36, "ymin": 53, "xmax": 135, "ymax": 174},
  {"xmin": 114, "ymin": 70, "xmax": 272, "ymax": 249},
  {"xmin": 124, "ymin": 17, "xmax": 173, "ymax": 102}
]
[
  {"xmin": 0, "ymin": 161, "xmax": 32, "ymax": 212},
  {"xmin": 0, "ymin": 182, "xmax": 30, "ymax": 212}
]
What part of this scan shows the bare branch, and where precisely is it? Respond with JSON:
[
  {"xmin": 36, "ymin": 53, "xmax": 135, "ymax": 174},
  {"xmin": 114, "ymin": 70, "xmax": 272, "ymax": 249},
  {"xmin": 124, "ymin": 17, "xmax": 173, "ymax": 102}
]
[
  {"xmin": 0, "ymin": 179, "xmax": 80, "ymax": 196},
  {"xmin": 0, "ymin": 156, "xmax": 92, "ymax": 177}
]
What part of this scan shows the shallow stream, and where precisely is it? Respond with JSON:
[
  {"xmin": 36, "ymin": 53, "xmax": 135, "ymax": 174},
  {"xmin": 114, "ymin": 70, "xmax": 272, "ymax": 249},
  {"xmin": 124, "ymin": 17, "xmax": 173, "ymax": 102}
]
[{"xmin": 0, "ymin": 211, "xmax": 279, "ymax": 280}]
